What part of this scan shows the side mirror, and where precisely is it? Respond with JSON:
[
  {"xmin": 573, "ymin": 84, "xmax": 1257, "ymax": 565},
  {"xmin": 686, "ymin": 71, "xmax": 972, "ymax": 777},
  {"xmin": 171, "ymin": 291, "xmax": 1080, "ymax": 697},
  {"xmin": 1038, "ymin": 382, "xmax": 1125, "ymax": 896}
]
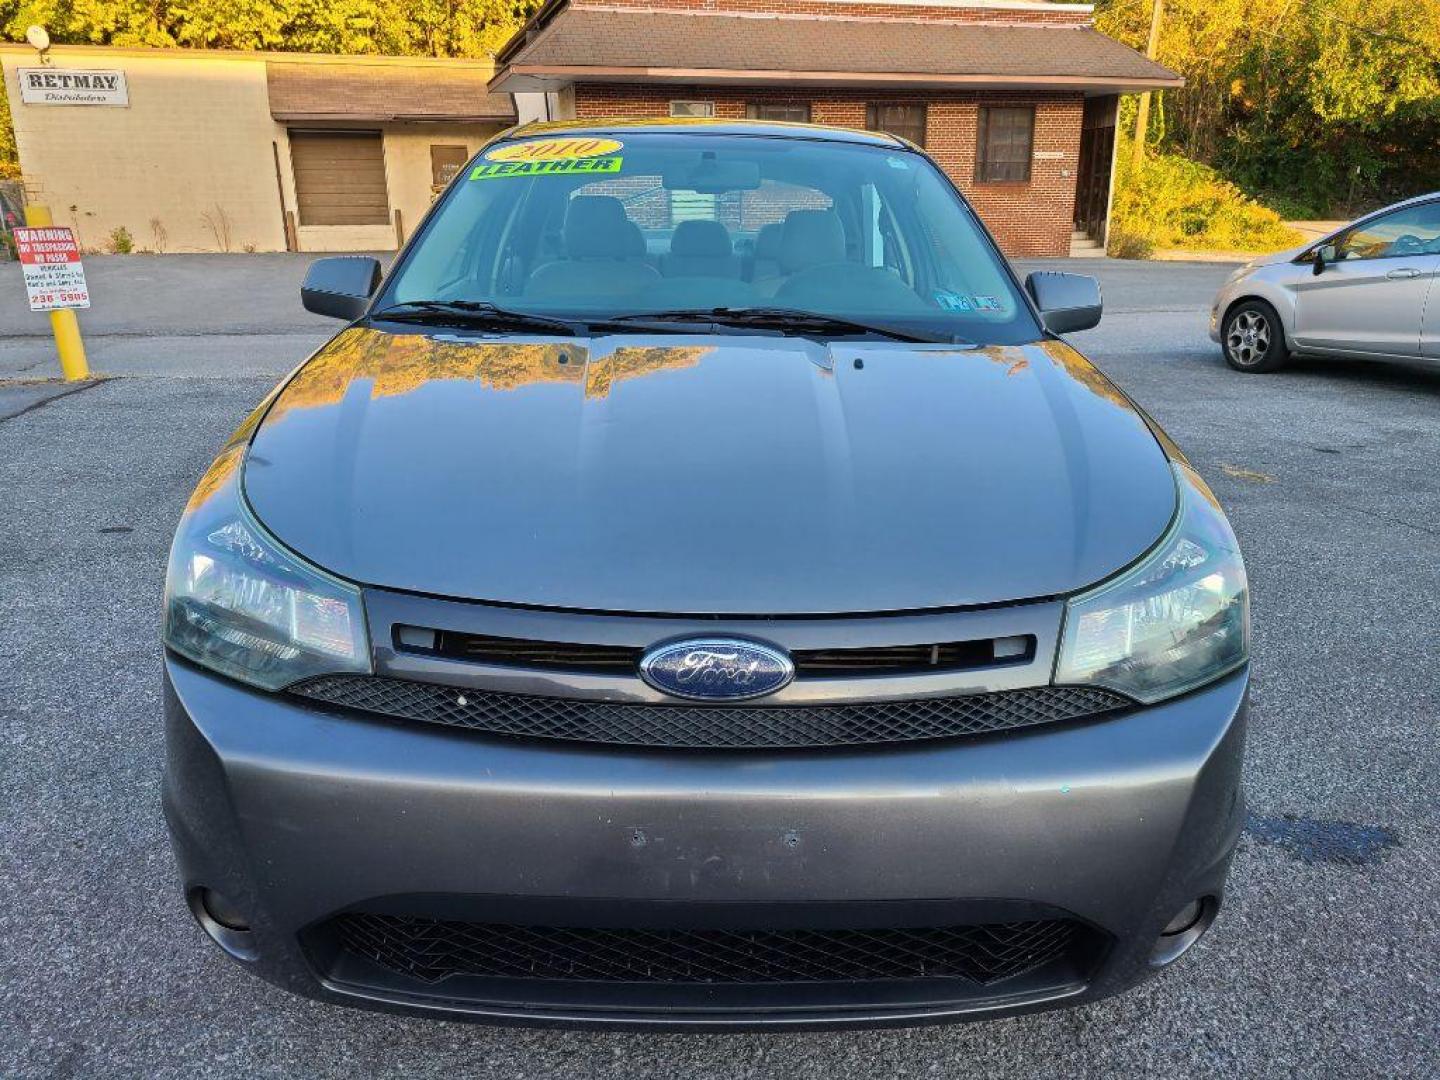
[
  {"xmin": 301, "ymin": 256, "xmax": 382, "ymax": 320},
  {"xmin": 1025, "ymin": 271, "xmax": 1102, "ymax": 334},
  {"xmin": 1312, "ymin": 243, "xmax": 1337, "ymax": 276}
]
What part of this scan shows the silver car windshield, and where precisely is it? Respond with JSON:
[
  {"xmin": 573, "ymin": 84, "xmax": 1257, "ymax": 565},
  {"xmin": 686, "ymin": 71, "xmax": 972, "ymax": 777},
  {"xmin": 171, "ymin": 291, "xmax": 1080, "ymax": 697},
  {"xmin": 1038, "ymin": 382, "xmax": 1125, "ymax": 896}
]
[{"xmin": 383, "ymin": 131, "xmax": 1039, "ymax": 344}]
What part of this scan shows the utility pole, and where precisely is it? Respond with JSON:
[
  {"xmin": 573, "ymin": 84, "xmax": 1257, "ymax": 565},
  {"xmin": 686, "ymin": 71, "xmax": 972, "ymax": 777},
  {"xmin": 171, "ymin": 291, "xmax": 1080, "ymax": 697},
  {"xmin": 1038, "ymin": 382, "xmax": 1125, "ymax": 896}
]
[{"xmin": 1131, "ymin": 0, "xmax": 1165, "ymax": 171}]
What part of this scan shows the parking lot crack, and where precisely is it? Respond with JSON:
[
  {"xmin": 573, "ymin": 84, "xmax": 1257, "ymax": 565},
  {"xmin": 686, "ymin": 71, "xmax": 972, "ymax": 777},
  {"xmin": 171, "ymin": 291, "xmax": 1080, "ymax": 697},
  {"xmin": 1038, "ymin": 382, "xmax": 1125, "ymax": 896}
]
[{"xmin": 0, "ymin": 378, "xmax": 107, "ymax": 423}]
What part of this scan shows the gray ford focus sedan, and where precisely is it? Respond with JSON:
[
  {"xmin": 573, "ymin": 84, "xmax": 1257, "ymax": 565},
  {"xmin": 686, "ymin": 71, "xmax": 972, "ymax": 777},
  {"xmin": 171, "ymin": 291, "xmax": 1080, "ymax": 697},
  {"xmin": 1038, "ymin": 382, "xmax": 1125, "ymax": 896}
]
[{"xmin": 162, "ymin": 120, "xmax": 1250, "ymax": 1029}]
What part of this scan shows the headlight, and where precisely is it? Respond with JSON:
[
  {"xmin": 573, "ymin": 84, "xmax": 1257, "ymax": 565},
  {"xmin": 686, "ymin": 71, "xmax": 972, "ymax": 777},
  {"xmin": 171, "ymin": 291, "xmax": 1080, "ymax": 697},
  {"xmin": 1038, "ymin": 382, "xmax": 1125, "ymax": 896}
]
[
  {"xmin": 1055, "ymin": 464, "xmax": 1248, "ymax": 703},
  {"xmin": 163, "ymin": 446, "xmax": 370, "ymax": 690}
]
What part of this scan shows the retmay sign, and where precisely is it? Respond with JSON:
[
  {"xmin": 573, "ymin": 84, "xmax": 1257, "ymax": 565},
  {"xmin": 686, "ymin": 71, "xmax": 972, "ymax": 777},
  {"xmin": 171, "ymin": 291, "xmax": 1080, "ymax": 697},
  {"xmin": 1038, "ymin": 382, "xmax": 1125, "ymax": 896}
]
[{"xmin": 18, "ymin": 68, "xmax": 129, "ymax": 107}]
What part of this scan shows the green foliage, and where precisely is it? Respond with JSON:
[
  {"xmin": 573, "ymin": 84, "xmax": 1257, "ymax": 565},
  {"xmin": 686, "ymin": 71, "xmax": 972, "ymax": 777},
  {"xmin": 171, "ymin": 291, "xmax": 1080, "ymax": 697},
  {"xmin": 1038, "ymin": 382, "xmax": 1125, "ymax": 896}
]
[
  {"xmin": 1111, "ymin": 130, "xmax": 1304, "ymax": 253},
  {"xmin": 107, "ymin": 224, "xmax": 133, "ymax": 252},
  {"xmin": 0, "ymin": 86, "xmax": 18, "ymax": 179},
  {"xmin": 0, "ymin": 0, "xmax": 539, "ymax": 56},
  {"xmin": 1096, "ymin": 0, "xmax": 1440, "ymax": 215}
]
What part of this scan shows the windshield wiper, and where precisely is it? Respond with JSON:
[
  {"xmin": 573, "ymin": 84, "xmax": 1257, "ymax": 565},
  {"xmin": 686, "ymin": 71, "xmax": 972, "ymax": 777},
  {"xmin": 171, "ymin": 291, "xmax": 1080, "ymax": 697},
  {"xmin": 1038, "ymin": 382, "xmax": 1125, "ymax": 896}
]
[
  {"xmin": 372, "ymin": 301, "xmax": 965, "ymax": 345},
  {"xmin": 604, "ymin": 306, "xmax": 946, "ymax": 344},
  {"xmin": 370, "ymin": 300, "xmax": 580, "ymax": 336}
]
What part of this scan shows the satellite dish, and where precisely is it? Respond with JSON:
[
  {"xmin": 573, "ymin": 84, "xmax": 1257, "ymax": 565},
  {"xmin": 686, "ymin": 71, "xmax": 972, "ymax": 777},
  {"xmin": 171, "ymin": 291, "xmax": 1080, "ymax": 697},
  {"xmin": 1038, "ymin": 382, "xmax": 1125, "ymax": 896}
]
[{"xmin": 26, "ymin": 25, "xmax": 51, "ymax": 52}]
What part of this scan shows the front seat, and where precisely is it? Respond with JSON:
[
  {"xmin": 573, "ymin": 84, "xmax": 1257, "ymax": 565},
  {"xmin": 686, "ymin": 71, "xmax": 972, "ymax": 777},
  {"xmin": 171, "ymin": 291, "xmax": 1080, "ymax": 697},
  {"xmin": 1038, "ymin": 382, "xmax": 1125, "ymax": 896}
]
[
  {"xmin": 526, "ymin": 195, "xmax": 659, "ymax": 301},
  {"xmin": 752, "ymin": 209, "xmax": 847, "ymax": 297},
  {"xmin": 749, "ymin": 222, "xmax": 783, "ymax": 282},
  {"xmin": 661, "ymin": 220, "xmax": 741, "ymax": 278}
]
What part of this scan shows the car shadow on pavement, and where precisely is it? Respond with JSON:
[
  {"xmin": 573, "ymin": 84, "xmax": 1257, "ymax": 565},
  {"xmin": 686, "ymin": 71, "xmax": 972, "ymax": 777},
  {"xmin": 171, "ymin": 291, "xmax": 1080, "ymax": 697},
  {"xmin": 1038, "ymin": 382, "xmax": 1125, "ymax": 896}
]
[{"xmin": 1266, "ymin": 355, "xmax": 1440, "ymax": 394}]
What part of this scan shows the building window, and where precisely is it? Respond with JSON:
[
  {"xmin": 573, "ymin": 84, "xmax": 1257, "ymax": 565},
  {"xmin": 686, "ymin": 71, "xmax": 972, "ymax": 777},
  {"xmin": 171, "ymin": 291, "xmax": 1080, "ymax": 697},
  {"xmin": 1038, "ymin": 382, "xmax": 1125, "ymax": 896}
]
[
  {"xmin": 865, "ymin": 103, "xmax": 926, "ymax": 147},
  {"xmin": 289, "ymin": 130, "xmax": 389, "ymax": 227},
  {"xmin": 670, "ymin": 101, "xmax": 715, "ymax": 118},
  {"xmin": 746, "ymin": 102, "xmax": 812, "ymax": 123},
  {"xmin": 976, "ymin": 106, "xmax": 1034, "ymax": 183}
]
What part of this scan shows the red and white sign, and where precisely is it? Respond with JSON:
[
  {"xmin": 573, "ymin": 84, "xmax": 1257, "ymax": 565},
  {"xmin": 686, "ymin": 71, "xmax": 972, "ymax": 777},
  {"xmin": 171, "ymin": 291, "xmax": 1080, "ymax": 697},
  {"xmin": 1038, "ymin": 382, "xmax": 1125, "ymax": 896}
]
[{"xmin": 14, "ymin": 226, "xmax": 90, "ymax": 312}]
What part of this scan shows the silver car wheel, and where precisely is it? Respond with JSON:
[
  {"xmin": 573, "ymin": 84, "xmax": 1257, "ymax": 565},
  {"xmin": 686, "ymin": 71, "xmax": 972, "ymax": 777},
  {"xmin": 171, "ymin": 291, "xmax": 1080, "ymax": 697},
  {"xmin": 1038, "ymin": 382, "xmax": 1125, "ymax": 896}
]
[{"xmin": 1225, "ymin": 310, "xmax": 1271, "ymax": 366}]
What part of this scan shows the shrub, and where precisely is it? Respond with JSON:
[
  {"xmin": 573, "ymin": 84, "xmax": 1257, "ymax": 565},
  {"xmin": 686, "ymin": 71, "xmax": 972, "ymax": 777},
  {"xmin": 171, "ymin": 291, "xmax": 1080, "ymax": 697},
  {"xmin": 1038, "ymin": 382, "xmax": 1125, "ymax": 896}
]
[
  {"xmin": 201, "ymin": 204, "xmax": 233, "ymax": 252},
  {"xmin": 1111, "ymin": 136, "xmax": 1303, "ymax": 254},
  {"xmin": 108, "ymin": 226, "xmax": 134, "ymax": 254},
  {"xmin": 1107, "ymin": 228, "xmax": 1155, "ymax": 260}
]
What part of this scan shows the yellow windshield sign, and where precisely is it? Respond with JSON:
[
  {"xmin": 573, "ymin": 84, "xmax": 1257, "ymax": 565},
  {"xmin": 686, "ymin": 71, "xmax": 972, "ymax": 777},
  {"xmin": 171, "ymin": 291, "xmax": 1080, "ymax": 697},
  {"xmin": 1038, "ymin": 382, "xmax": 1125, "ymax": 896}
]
[{"xmin": 486, "ymin": 138, "xmax": 624, "ymax": 163}]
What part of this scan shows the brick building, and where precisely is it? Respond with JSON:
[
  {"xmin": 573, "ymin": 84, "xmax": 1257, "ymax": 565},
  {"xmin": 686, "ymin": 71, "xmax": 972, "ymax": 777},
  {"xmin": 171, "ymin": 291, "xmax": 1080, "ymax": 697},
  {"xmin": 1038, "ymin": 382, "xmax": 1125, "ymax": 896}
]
[{"xmin": 490, "ymin": 0, "xmax": 1182, "ymax": 256}]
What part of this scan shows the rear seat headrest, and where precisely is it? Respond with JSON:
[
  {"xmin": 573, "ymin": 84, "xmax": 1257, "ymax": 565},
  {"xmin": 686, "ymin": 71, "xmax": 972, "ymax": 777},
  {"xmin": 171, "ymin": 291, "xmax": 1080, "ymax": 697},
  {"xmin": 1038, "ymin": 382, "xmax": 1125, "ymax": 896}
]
[
  {"xmin": 669, "ymin": 219, "xmax": 734, "ymax": 258},
  {"xmin": 754, "ymin": 222, "xmax": 784, "ymax": 260}
]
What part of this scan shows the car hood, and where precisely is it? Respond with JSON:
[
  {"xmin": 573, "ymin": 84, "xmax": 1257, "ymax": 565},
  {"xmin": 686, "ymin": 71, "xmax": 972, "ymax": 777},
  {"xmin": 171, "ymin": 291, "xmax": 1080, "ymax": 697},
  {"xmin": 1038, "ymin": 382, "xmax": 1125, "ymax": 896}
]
[
  {"xmin": 1252, "ymin": 243, "xmax": 1310, "ymax": 268},
  {"xmin": 242, "ymin": 327, "xmax": 1177, "ymax": 614}
]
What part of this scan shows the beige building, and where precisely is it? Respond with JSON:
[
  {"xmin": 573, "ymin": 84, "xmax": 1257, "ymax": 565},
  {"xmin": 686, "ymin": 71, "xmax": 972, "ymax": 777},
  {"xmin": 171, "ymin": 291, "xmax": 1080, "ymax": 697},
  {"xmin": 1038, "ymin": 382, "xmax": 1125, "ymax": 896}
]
[{"xmin": 0, "ymin": 44, "xmax": 516, "ymax": 253}]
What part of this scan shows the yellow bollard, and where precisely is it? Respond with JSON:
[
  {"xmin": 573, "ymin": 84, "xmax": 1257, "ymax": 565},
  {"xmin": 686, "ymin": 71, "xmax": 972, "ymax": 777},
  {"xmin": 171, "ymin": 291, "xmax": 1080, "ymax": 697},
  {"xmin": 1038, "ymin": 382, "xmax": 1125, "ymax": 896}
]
[{"xmin": 24, "ymin": 204, "xmax": 90, "ymax": 382}]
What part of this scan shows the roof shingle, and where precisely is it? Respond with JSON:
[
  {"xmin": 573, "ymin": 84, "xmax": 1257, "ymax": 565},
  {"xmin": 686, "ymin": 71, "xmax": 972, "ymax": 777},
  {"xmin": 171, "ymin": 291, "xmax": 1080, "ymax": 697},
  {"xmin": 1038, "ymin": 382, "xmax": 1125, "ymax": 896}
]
[
  {"xmin": 268, "ymin": 60, "xmax": 516, "ymax": 122},
  {"xmin": 490, "ymin": 8, "xmax": 1180, "ymax": 92}
]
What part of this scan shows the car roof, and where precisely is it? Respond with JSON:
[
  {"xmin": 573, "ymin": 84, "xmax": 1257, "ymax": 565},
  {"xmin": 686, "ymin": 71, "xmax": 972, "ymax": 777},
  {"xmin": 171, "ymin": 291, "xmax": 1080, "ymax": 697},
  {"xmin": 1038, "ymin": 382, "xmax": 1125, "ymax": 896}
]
[
  {"xmin": 1350, "ymin": 191, "xmax": 1440, "ymax": 223},
  {"xmin": 502, "ymin": 117, "xmax": 908, "ymax": 149}
]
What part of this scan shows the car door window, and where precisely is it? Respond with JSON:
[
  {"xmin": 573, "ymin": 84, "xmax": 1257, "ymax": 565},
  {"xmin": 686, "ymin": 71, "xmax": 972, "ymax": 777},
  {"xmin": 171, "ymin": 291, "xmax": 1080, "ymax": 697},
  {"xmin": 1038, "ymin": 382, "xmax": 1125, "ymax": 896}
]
[{"xmin": 1334, "ymin": 203, "xmax": 1440, "ymax": 261}]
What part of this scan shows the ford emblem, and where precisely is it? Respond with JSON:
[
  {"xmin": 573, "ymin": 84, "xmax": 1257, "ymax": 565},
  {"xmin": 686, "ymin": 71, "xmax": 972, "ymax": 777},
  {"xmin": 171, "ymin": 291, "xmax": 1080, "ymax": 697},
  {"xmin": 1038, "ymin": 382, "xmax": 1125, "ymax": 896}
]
[{"xmin": 639, "ymin": 638, "xmax": 794, "ymax": 701}]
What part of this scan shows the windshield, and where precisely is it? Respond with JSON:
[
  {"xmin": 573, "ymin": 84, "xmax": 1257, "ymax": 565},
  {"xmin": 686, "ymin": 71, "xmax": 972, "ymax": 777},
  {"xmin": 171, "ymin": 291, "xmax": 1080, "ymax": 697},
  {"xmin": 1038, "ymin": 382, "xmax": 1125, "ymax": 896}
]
[{"xmin": 381, "ymin": 130, "xmax": 1039, "ymax": 344}]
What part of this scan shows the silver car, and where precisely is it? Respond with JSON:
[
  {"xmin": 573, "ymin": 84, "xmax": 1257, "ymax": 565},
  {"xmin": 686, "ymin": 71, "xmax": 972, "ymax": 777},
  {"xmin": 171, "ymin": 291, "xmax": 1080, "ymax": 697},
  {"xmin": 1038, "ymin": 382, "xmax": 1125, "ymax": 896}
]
[{"xmin": 1211, "ymin": 193, "xmax": 1440, "ymax": 372}]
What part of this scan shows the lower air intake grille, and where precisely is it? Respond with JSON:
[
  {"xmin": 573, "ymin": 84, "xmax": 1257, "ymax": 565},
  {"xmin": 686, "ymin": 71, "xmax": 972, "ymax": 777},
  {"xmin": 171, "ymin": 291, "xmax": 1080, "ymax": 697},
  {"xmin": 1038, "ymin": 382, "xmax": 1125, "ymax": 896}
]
[
  {"xmin": 330, "ymin": 913, "xmax": 1082, "ymax": 986},
  {"xmin": 289, "ymin": 675, "xmax": 1131, "ymax": 750}
]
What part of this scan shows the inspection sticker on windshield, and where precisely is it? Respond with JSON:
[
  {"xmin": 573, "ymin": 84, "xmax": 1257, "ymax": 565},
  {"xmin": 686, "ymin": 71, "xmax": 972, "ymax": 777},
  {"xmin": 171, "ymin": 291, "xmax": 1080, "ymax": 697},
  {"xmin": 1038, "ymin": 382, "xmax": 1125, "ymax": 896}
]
[{"xmin": 473, "ymin": 137, "xmax": 625, "ymax": 179}]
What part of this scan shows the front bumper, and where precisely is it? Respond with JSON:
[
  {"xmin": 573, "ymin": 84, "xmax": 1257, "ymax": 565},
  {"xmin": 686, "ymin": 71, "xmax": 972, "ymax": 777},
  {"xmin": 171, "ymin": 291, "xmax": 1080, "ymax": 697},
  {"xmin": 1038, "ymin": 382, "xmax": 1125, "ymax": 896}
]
[{"xmin": 163, "ymin": 656, "xmax": 1247, "ymax": 1030}]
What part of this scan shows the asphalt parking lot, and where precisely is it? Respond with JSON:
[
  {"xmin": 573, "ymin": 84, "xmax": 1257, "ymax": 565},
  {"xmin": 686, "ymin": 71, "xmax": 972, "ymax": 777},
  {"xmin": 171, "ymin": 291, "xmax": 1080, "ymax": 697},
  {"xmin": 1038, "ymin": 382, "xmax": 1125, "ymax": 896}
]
[{"xmin": 2, "ymin": 255, "xmax": 1438, "ymax": 1078}]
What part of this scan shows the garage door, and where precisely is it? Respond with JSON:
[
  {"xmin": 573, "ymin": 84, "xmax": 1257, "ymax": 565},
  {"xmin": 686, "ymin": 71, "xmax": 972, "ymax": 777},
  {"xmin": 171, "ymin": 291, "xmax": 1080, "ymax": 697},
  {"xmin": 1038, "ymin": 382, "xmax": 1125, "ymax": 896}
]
[{"xmin": 289, "ymin": 131, "xmax": 390, "ymax": 227}]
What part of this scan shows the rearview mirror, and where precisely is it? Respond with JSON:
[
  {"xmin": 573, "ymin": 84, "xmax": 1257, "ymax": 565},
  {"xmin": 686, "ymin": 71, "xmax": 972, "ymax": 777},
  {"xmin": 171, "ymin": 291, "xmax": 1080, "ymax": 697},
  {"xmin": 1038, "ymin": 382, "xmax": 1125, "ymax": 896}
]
[
  {"xmin": 1025, "ymin": 271, "xmax": 1102, "ymax": 334},
  {"xmin": 301, "ymin": 256, "xmax": 382, "ymax": 320},
  {"xmin": 663, "ymin": 158, "xmax": 761, "ymax": 194},
  {"xmin": 1312, "ymin": 243, "xmax": 1337, "ymax": 276}
]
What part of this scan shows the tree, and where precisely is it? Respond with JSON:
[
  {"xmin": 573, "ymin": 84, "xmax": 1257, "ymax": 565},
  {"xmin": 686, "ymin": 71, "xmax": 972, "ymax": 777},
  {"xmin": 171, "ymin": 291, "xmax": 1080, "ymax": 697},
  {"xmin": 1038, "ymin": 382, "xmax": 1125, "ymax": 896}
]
[
  {"xmin": 1096, "ymin": 0, "xmax": 1440, "ymax": 214},
  {"xmin": 0, "ymin": 0, "xmax": 540, "ymax": 56}
]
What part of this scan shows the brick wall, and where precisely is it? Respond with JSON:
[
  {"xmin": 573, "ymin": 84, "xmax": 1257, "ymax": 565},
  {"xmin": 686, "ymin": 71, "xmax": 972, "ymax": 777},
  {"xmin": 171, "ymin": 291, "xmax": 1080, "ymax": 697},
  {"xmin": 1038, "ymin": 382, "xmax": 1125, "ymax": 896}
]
[
  {"xmin": 572, "ymin": 83, "xmax": 1082, "ymax": 256},
  {"xmin": 570, "ymin": 0, "xmax": 1093, "ymax": 27}
]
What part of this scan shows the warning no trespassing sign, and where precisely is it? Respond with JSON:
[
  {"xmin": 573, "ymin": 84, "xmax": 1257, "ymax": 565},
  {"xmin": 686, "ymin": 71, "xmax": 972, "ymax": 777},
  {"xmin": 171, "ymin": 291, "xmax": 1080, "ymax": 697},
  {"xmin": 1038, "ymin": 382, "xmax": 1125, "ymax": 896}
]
[{"xmin": 13, "ymin": 227, "xmax": 91, "ymax": 311}]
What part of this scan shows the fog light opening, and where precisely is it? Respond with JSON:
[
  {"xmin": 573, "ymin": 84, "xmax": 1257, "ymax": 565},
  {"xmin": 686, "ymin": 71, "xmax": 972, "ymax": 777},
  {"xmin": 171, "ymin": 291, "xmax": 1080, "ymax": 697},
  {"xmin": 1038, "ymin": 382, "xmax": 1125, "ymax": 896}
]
[
  {"xmin": 187, "ymin": 887, "xmax": 259, "ymax": 962},
  {"xmin": 1163, "ymin": 899, "xmax": 1204, "ymax": 936},
  {"xmin": 1150, "ymin": 896, "xmax": 1217, "ymax": 967}
]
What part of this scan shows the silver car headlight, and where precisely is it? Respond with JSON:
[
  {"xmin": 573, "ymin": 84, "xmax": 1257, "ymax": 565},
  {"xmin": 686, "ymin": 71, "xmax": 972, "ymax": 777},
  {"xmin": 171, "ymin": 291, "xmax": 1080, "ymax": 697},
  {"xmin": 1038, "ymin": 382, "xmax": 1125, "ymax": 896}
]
[
  {"xmin": 163, "ymin": 446, "xmax": 371, "ymax": 690},
  {"xmin": 1224, "ymin": 261, "xmax": 1258, "ymax": 284},
  {"xmin": 1056, "ymin": 464, "xmax": 1249, "ymax": 703}
]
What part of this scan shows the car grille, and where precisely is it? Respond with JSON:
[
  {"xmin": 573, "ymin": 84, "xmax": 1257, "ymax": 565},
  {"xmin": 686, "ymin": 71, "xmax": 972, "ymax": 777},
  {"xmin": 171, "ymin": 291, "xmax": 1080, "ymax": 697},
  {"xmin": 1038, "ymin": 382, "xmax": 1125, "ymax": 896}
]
[
  {"xmin": 395, "ymin": 627, "xmax": 1035, "ymax": 678},
  {"xmin": 329, "ymin": 912, "xmax": 1083, "ymax": 986},
  {"xmin": 289, "ymin": 675, "xmax": 1130, "ymax": 750}
]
